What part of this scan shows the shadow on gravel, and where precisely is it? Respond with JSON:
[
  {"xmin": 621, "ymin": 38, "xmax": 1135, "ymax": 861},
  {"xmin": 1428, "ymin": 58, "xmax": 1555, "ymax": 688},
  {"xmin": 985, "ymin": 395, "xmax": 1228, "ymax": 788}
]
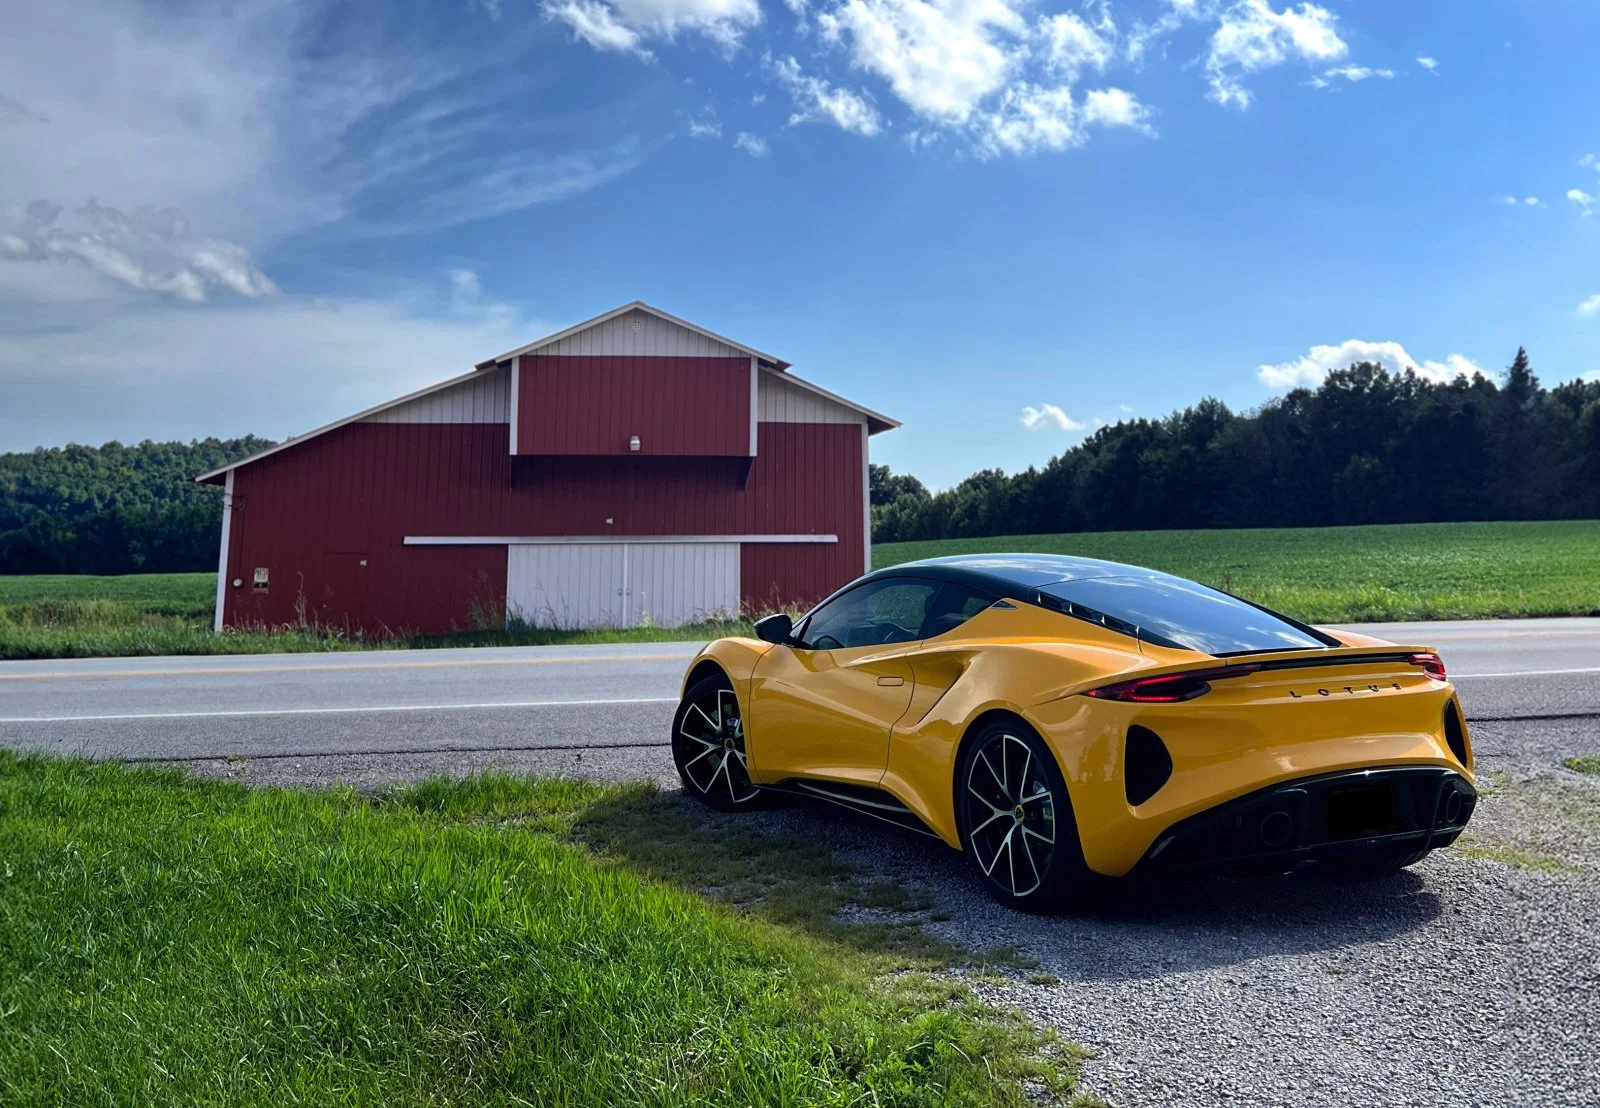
[{"xmin": 591, "ymin": 789, "xmax": 1446, "ymax": 983}]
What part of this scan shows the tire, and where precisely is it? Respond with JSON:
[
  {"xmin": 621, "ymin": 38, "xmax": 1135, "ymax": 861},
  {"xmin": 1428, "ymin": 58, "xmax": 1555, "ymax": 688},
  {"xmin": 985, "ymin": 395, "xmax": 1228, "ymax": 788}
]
[
  {"xmin": 1324, "ymin": 847, "xmax": 1430, "ymax": 877},
  {"xmin": 955, "ymin": 719, "xmax": 1097, "ymax": 913},
  {"xmin": 672, "ymin": 673, "xmax": 763, "ymax": 811}
]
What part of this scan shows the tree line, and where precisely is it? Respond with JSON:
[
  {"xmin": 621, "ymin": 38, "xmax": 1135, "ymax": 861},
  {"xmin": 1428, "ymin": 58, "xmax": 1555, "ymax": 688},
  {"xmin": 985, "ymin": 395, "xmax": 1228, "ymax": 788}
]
[
  {"xmin": 872, "ymin": 350, "xmax": 1600, "ymax": 542},
  {"xmin": 0, "ymin": 437, "xmax": 270, "ymax": 574}
]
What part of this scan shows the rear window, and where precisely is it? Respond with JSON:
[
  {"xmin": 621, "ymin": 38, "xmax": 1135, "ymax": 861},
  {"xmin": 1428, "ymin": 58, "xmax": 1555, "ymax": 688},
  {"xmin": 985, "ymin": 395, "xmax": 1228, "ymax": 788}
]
[{"xmin": 1037, "ymin": 575, "xmax": 1332, "ymax": 656}]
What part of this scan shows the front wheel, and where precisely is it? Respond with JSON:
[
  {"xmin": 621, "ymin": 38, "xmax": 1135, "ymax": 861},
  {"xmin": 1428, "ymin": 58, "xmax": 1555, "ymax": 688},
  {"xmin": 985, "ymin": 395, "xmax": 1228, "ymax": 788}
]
[
  {"xmin": 956, "ymin": 721, "xmax": 1096, "ymax": 913},
  {"xmin": 673, "ymin": 674, "xmax": 763, "ymax": 811}
]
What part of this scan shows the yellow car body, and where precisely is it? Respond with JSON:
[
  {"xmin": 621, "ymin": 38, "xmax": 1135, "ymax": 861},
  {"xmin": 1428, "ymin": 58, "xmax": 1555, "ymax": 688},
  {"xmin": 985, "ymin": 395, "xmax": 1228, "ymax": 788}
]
[{"xmin": 673, "ymin": 554, "xmax": 1476, "ymax": 908}]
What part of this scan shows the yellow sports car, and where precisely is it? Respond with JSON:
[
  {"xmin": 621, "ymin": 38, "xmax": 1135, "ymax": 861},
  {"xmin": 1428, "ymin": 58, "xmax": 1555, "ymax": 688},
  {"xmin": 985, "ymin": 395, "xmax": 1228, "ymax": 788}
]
[{"xmin": 672, "ymin": 554, "xmax": 1476, "ymax": 910}]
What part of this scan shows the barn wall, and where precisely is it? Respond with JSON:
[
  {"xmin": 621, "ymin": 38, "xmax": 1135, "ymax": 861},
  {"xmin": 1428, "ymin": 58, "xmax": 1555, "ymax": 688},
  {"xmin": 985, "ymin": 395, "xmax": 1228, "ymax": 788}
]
[
  {"xmin": 517, "ymin": 355, "xmax": 751, "ymax": 456},
  {"xmin": 221, "ymin": 420, "xmax": 862, "ymax": 634}
]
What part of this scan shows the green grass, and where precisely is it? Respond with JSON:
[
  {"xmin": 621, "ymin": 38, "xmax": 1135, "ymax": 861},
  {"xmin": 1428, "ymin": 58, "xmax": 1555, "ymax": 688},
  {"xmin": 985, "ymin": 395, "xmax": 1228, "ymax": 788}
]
[
  {"xmin": 0, "ymin": 573, "xmax": 752, "ymax": 659},
  {"xmin": 1564, "ymin": 756, "xmax": 1600, "ymax": 776},
  {"xmin": 0, "ymin": 754, "xmax": 1091, "ymax": 1106},
  {"xmin": 875, "ymin": 520, "xmax": 1600, "ymax": 623},
  {"xmin": 5, "ymin": 518, "xmax": 1597, "ymax": 659}
]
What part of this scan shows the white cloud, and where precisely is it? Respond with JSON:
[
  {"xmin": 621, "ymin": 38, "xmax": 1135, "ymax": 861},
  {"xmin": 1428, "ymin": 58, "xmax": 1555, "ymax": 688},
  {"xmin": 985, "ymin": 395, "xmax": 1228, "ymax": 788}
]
[
  {"xmin": 1579, "ymin": 294, "xmax": 1600, "ymax": 318},
  {"xmin": 1082, "ymin": 87, "xmax": 1152, "ymax": 131},
  {"xmin": 1416, "ymin": 55, "xmax": 1438, "ymax": 71},
  {"xmin": 1318, "ymin": 64, "xmax": 1394, "ymax": 83},
  {"xmin": 1581, "ymin": 153, "xmax": 1596, "ymax": 168},
  {"xmin": 543, "ymin": 0, "xmax": 762, "ymax": 54},
  {"xmin": 1020, "ymin": 403, "xmax": 1086, "ymax": 432},
  {"xmin": 817, "ymin": 0, "xmax": 1027, "ymax": 124},
  {"xmin": 1205, "ymin": 0, "xmax": 1347, "ymax": 108},
  {"xmin": 770, "ymin": 55, "xmax": 883, "ymax": 135},
  {"xmin": 1570, "ymin": 188, "xmax": 1596, "ymax": 217},
  {"xmin": 688, "ymin": 114, "xmax": 723, "ymax": 138},
  {"xmin": 1524, "ymin": 196, "xmax": 1542, "ymax": 207},
  {"xmin": 1038, "ymin": 12, "xmax": 1113, "ymax": 80},
  {"xmin": 978, "ymin": 84, "xmax": 1078, "ymax": 156},
  {"xmin": 1258, "ymin": 340, "xmax": 1484, "ymax": 389},
  {"xmin": 1118, "ymin": 403, "xmax": 1135, "ymax": 413},
  {"xmin": 1, "ymin": 199, "xmax": 276, "ymax": 302},
  {"xmin": 735, "ymin": 131, "xmax": 769, "ymax": 156},
  {"xmin": 544, "ymin": 0, "xmax": 653, "ymax": 56}
]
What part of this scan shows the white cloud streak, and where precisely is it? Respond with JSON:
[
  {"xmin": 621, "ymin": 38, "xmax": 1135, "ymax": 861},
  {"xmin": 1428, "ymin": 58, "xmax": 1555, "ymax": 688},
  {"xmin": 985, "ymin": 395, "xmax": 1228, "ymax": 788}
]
[
  {"xmin": 770, "ymin": 55, "xmax": 883, "ymax": 135},
  {"xmin": 735, "ymin": 131, "xmax": 769, "ymax": 155},
  {"xmin": 1570, "ymin": 188, "xmax": 1596, "ymax": 217},
  {"xmin": 1258, "ymin": 340, "xmax": 1485, "ymax": 389},
  {"xmin": 1416, "ymin": 55, "xmax": 1438, "ymax": 71},
  {"xmin": 543, "ymin": 0, "xmax": 762, "ymax": 54},
  {"xmin": 1019, "ymin": 403, "xmax": 1085, "ymax": 431},
  {"xmin": 1579, "ymin": 294, "xmax": 1600, "ymax": 319}
]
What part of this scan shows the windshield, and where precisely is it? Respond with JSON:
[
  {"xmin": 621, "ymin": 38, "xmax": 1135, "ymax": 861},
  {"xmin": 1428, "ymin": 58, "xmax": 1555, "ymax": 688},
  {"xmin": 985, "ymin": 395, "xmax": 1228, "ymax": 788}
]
[{"xmin": 1039, "ymin": 575, "xmax": 1334, "ymax": 656}]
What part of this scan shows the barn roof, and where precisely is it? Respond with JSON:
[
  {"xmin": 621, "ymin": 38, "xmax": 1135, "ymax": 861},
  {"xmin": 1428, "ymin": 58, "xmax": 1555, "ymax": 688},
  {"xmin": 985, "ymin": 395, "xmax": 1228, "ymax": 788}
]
[{"xmin": 196, "ymin": 301, "xmax": 896, "ymax": 484}]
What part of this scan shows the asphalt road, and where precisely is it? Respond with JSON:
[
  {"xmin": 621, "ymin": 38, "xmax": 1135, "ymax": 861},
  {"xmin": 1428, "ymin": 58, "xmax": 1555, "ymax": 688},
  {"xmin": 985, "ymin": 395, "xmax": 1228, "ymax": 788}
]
[{"xmin": 2, "ymin": 620, "xmax": 1598, "ymax": 782}]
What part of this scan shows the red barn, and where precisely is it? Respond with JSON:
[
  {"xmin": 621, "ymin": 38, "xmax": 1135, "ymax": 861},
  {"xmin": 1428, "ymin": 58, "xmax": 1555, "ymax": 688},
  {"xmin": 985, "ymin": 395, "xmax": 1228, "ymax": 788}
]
[{"xmin": 197, "ymin": 302, "xmax": 898, "ymax": 635}]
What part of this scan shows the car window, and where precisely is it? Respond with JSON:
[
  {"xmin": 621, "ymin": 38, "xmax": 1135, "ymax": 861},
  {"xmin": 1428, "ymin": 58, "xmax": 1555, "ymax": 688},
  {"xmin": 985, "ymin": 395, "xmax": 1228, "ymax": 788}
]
[
  {"xmin": 918, "ymin": 583, "xmax": 997, "ymax": 639},
  {"xmin": 798, "ymin": 579, "xmax": 940, "ymax": 650}
]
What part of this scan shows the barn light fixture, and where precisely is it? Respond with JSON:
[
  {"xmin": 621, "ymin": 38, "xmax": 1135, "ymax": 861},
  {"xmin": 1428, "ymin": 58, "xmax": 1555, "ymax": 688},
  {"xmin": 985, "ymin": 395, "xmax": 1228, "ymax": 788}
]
[{"xmin": 629, "ymin": 435, "xmax": 641, "ymax": 452}]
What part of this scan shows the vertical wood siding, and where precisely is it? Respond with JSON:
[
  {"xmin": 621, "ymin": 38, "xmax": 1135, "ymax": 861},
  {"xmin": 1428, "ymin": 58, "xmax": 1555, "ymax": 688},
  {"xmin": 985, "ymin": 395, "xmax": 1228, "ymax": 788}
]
[
  {"xmin": 757, "ymin": 370, "xmax": 869, "ymax": 425},
  {"xmin": 531, "ymin": 308, "xmax": 746, "ymax": 358},
  {"xmin": 506, "ymin": 544, "xmax": 628, "ymax": 628},
  {"xmin": 222, "ymin": 421, "xmax": 862, "ymax": 634},
  {"xmin": 363, "ymin": 365, "xmax": 509, "ymax": 424},
  {"xmin": 517, "ymin": 355, "xmax": 751, "ymax": 456}
]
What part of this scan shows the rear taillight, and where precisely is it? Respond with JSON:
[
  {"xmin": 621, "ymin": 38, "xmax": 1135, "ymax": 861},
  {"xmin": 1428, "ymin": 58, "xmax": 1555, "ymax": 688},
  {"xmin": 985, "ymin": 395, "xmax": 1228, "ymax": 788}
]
[
  {"xmin": 1085, "ymin": 664, "xmax": 1260, "ymax": 703},
  {"xmin": 1409, "ymin": 652, "xmax": 1447, "ymax": 681}
]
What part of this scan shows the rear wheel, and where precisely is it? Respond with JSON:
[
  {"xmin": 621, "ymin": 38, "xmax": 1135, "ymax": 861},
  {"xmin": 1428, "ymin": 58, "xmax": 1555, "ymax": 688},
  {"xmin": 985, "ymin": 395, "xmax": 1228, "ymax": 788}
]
[
  {"xmin": 956, "ymin": 720, "xmax": 1095, "ymax": 912},
  {"xmin": 673, "ymin": 674, "xmax": 762, "ymax": 811}
]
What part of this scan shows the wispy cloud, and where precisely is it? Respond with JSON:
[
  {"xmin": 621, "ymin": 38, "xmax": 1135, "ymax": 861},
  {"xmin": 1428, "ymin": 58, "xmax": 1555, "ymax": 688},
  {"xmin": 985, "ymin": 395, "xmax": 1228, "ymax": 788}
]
[
  {"xmin": 1570, "ymin": 188, "xmax": 1596, "ymax": 217},
  {"xmin": 542, "ymin": 0, "xmax": 761, "ymax": 54},
  {"xmin": 1258, "ymin": 339, "xmax": 1484, "ymax": 389},
  {"xmin": 769, "ymin": 55, "xmax": 882, "ymax": 136},
  {"xmin": 1019, "ymin": 403, "xmax": 1086, "ymax": 432},
  {"xmin": 735, "ymin": 132, "xmax": 769, "ymax": 156},
  {"xmin": 1416, "ymin": 56, "xmax": 1438, "ymax": 71},
  {"xmin": 1579, "ymin": 294, "xmax": 1600, "ymax": 318}
]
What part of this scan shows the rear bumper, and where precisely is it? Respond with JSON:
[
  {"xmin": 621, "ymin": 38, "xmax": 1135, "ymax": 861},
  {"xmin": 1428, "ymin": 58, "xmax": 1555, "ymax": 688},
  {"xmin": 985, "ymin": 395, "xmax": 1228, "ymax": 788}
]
[{"xmin": 1130, "ymin": 766, "xmax": 1477, "ymax": 875}]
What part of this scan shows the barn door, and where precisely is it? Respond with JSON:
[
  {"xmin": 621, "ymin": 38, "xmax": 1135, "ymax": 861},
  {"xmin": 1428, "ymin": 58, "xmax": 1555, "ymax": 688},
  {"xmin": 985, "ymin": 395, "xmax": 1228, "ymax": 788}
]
[
  {"xmin": 625, "ymin": 543, "xmax": 740, "ymax": 627},
  {"xmin": 506, "ymin": 544, "xmax": 628, "ymax": 629},
  {"xmin": 318, "ymin": 553, "xmax": 369, "ymax": 631}
]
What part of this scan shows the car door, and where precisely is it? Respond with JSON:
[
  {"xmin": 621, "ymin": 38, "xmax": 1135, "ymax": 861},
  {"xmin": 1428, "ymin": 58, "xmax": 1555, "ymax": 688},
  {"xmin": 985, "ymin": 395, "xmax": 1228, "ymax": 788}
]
[{"xmin": 746, "ymin": 578, "xmax": 941, "ymax": 787}]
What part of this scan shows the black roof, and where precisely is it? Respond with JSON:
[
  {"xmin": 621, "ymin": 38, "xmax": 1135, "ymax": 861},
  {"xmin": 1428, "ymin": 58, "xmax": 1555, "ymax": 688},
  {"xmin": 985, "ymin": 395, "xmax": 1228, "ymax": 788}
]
[{"xmin": 863, "ymin": 553, "xmax": 1337, "ymax": 656}]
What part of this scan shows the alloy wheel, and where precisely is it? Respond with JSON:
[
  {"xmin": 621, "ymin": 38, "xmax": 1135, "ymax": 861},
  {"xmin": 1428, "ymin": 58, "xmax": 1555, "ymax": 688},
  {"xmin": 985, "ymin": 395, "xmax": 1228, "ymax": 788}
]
[
  {"xmin": 963, "ymin": 732, "xmax": 1058, "ymax": 898},
  {"xmin": 675, "ymin": 685, "xmax": 761, "ymax": 805}
]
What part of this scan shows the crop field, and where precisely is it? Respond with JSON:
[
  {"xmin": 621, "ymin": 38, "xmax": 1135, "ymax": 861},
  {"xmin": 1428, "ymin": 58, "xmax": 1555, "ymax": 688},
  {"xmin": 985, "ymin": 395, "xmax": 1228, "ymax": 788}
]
[
  {"xmin": 0, "ymin": 754, "xmax": 1078, "ymax": 1106},
  {"xmin": 2, "ymin": 520, "xmax": 1596, "ymax": 659},
  {"xmin": 875, "ymin": 520, "xmax": 1600, "ymax": 624}
]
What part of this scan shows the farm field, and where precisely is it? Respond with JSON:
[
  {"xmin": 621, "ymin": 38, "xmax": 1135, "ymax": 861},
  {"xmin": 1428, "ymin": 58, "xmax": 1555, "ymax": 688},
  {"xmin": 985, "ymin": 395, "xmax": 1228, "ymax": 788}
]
[
  {"xmin": 0, "ymin": 754, "xmax": 1077, "ymax": 1106},
  {"xmin": 2, "ymin": 520, "xmax": 1596, "ymax": 659},
  {"xmin": 876, "ymin": 520, "xmax": 1600, "ymax": 624}
]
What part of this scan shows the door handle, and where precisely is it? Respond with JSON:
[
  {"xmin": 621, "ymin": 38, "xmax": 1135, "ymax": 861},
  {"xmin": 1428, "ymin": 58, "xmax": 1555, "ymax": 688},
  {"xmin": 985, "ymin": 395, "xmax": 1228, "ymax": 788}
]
[{"xmin": 876, "ymin": 676, "xmax": 905, "ymax": 687}]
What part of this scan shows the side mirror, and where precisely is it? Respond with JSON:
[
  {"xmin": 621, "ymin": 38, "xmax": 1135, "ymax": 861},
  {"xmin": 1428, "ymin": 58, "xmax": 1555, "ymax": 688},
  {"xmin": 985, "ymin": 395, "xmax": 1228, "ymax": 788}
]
[{"xmin": 753, "ymin": 612, "xmax": 794, "ymax": 646}]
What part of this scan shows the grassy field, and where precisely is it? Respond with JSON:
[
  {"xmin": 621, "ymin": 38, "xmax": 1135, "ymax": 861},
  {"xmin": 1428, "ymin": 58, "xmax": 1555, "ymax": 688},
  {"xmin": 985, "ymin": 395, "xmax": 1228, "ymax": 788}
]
[
  {"xmin": 876, "ymin": 520, "xmax": 1600, "ymax": 624},
  {"xmin": 2, "ymin": 520, "xmax": 1597, "ymax": 659},
  {"xmin": 0, "ymin": 754, "xmax": 1085, "ymax": 1106}
]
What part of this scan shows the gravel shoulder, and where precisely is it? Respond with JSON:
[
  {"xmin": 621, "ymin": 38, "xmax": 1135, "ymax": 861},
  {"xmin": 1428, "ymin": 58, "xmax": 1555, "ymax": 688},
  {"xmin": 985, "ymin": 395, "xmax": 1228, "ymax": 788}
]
[{"xmin": 173, "ymin": 717, "xmax": 1600, "ymax": 1108}]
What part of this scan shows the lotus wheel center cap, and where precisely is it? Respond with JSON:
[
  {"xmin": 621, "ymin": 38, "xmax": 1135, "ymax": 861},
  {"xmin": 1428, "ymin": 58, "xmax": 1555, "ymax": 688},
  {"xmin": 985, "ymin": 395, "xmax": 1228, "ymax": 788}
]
[
  {"xmin": 724, "ymin": 737, "xmax": 736, "ymax": 751},
  {"xmin": 1013, "ymin": 806, "xmax": 1025, "ymax": 823}
]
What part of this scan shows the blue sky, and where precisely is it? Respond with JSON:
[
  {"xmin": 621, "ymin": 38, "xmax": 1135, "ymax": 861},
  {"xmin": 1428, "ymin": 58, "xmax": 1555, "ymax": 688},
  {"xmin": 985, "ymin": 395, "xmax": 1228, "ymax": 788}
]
[{"xmin": 2, "ymin": 0, "xmax": 1597, "ymax": 488}]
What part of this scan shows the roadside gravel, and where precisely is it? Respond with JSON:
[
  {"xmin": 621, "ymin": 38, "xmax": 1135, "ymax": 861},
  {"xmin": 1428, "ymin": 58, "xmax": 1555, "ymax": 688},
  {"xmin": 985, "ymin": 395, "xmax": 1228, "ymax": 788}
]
[{"xmin": 168, "ymin": 717, "xmax": 1600, "ymax": 1108}]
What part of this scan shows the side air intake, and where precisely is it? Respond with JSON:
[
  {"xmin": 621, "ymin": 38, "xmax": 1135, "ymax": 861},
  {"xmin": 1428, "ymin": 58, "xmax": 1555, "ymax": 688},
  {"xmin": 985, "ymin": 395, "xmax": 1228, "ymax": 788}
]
[
  {"xmin": 1443, "ymin": 701, "xmax": 1470, "ymax": 766},
  {"xmin": 1125, "ymin": 725, "xmax": 1173, "ymax": 807}
]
